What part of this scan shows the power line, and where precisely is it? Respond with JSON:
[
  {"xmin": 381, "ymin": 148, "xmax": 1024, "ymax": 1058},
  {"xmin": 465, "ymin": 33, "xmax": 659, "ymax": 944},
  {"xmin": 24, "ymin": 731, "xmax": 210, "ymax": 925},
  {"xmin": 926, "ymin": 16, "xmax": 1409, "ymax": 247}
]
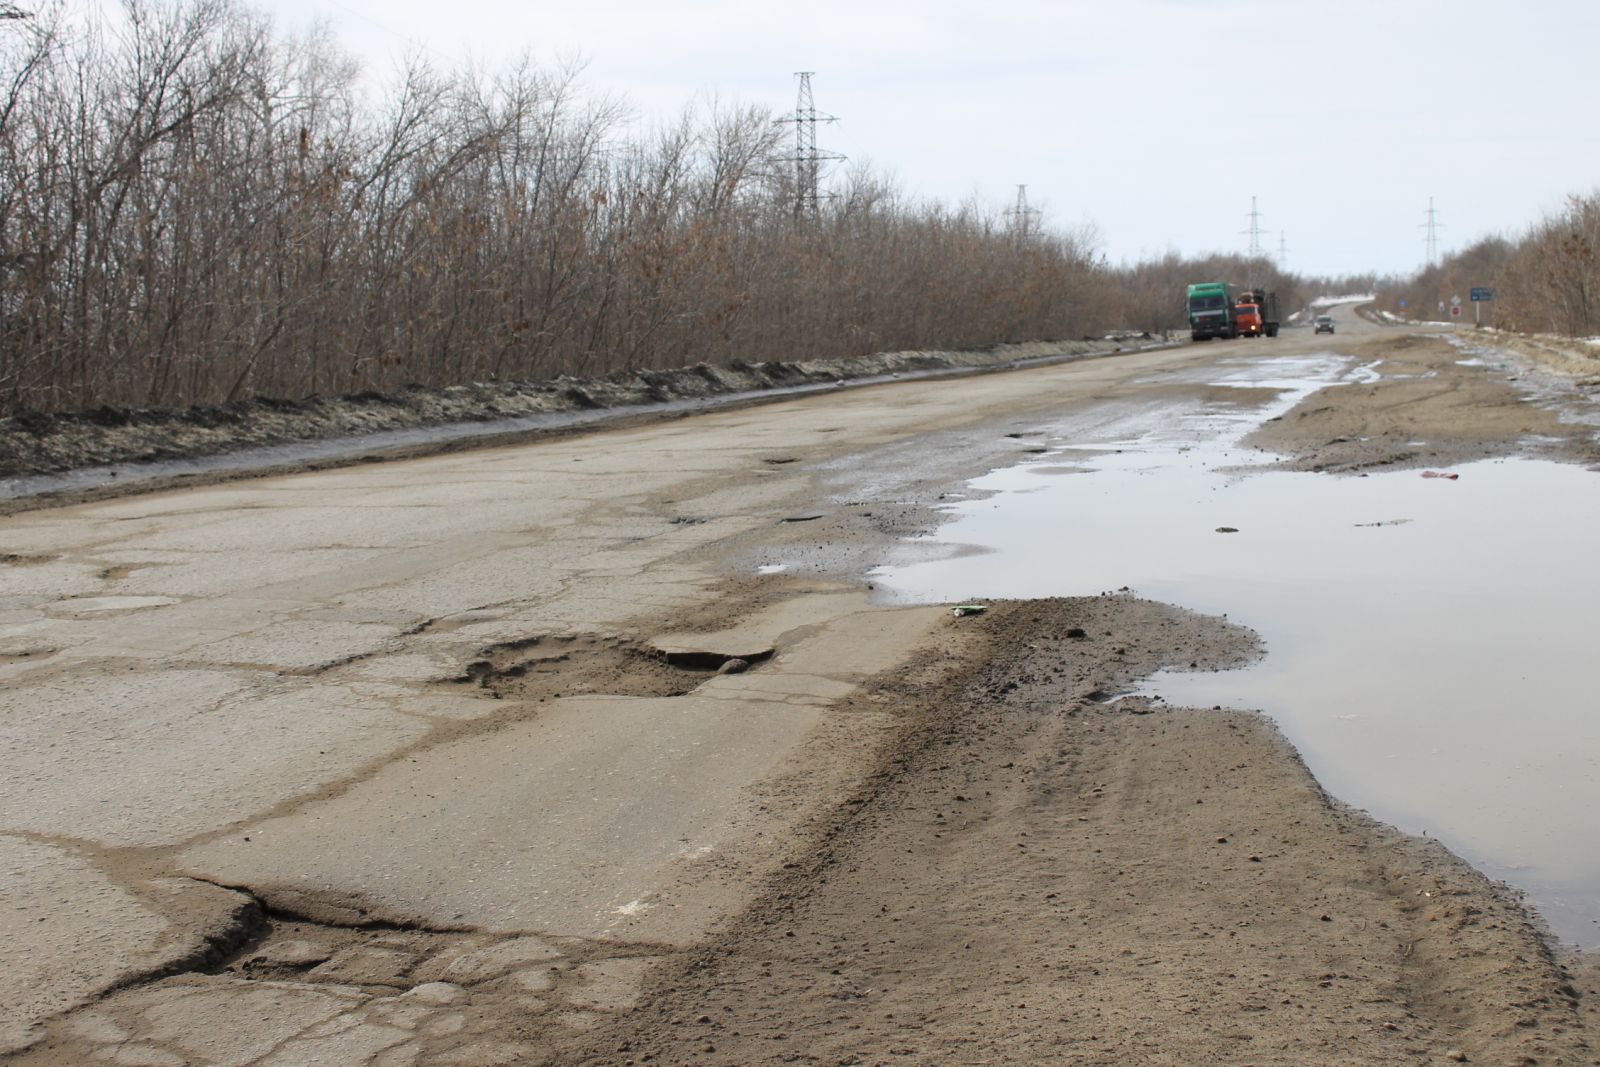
[{"xmin": 775, "ymin": 72, "xmax": 845, "ymax": 222}]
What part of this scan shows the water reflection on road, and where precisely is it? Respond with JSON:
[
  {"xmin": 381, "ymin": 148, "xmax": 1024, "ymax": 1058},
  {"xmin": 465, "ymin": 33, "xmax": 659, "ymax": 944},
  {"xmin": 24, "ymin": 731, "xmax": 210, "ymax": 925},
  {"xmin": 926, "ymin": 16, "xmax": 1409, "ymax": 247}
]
[{"xmin": 874, "ymin": 355, "xmax": 1600, "ymax": 949}]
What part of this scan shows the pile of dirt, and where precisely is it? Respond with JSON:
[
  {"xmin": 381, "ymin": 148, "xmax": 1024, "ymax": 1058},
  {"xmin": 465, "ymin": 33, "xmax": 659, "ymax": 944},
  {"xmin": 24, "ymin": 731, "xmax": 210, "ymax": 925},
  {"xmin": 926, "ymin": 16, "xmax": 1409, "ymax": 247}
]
[
  {"xmin": 0, "ymin": 337, "xmax": 1159, "ymax": 479},
  {"xmin": 554, "ymin": 596, "xmax": 1597, "ymax": 1065}
]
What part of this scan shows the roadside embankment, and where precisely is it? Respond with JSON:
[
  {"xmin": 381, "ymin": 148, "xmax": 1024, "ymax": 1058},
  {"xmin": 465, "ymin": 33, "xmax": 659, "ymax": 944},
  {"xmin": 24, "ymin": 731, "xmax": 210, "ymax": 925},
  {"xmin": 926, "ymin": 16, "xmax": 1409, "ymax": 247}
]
[
  {"xmin": 0, "ymin": 337, "xmax": 1162, "ymax": 481},
  {"xmin": 1463, "ymin": 327, "xmax": 1600, "ymax": 383},
  {"xmin": 1356, "ymin": 306, "xmax": 1600, "ymax": 383}
]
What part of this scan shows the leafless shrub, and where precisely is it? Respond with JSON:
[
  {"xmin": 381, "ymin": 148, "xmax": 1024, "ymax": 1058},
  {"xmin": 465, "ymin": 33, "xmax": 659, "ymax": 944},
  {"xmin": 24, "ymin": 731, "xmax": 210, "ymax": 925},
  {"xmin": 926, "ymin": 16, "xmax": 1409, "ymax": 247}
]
[
  {"xmin": 1379, "ymin": 193, "xmax": 1600, "ymax": 336},
  {"xmin": 0, "ymin": 0, "xmax": 1222, "ymax": 418}
]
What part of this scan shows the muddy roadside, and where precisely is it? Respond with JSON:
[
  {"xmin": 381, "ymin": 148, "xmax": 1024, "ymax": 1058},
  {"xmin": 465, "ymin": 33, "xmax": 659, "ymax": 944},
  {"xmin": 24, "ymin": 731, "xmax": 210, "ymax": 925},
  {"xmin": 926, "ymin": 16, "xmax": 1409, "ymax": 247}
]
[
  {"xmin": 551, "ymin": 597, "xmax": 1597, "ymax": 1065},
  {"xmin": 1245, "ymin": 330, "xmax": 1600, "ymax": 473},
  {"xmin": 1469, "ymin": 329, "xmax": 1600, "ymax": 384},
  {"xmin": 545, "ymin": 328, "xmax": 1600, "ymax": 1064}
]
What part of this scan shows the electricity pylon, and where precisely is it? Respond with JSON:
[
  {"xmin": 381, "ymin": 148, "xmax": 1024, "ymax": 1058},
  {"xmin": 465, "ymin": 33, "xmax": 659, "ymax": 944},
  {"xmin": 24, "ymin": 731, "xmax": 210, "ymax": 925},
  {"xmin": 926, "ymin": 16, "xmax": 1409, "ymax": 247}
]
[
  {"xmin": 775, "ymin": 72, "xmax": 845, "ymax": 221},
  {"xmin": 1242, "ymin": 196, "xmax": 1267, "ymax": 258},
  {"xmin": 1006, "ymin": 184, "xmax": 1042, "ymax": 240},
  {"xmin": 1422, "ymin": 196, "xmax": 1443, "ymax": 268}
]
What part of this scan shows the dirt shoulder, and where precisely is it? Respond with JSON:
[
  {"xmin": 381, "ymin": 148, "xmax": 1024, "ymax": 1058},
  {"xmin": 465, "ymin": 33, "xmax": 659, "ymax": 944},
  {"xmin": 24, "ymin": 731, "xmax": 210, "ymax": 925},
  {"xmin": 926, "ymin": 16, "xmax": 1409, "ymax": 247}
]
[
  {"xmin": 554, "ymin": 597, "xmax": 1595, "ymax": 1065},
  {"xmin": 1359, "ymin": 313, "xmax": 1600, "ymax": 385},
  {"xmin": 1245, "ymin": 330, "xmax": 1600, "ymax": 474},
  {"xmin": 1467, "ymin": 328, "xmax": 1600, "ymax": 383}
]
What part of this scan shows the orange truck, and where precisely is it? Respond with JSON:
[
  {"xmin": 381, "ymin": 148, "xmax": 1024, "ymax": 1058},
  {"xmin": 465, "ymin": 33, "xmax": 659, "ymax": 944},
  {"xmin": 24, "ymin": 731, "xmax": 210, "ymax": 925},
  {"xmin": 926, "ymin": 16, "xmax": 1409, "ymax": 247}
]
[
  {"xmin": 1234, "ymin": 302, "xmax": 1264, "ymax": 336},
  {"xmin": 1236, "ymin": 287, "xmax": 1280, "ymax": 337}
]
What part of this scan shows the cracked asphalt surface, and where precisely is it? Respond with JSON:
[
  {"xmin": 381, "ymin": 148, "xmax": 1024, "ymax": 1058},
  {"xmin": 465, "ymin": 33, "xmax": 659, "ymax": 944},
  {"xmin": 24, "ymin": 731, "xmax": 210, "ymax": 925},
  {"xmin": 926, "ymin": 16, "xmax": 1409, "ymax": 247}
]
[{"xmin": 3, "ymin": 305, "xmax": 1598, "ymax": 1065}]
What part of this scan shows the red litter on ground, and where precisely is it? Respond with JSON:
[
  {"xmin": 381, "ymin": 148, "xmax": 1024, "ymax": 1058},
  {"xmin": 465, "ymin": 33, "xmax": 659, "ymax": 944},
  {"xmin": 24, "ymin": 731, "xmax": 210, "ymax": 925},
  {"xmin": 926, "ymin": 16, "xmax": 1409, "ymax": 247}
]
[{"xmin": 1421, "ymin": 471, "xmax": 1460, "ymax": 480}]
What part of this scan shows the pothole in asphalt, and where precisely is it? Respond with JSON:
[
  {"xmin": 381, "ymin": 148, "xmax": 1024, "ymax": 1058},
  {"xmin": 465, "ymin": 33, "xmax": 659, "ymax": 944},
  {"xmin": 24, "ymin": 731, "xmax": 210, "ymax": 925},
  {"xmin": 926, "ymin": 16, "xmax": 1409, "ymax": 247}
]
[
  {"xmin": 21, "ymin": 883, "xmax": 672, "ymax": 1067},
  {"xmin": 0, "ymin": 644, "xmax": 57, "ymax": 666},
  {"xmin": 222, "ymin": 913, "xmax": 562, "ymax": 993},
  {"xmin": 452, "ymin": 633, "xmax": 767, "ymax": 701},
  {"xmin": 654, "ymin": 647, "xmax": 771, "ymax": 671},
  {"xmin": 210, "ymin": 908, "xmax": 673, "ymax": 1051}
]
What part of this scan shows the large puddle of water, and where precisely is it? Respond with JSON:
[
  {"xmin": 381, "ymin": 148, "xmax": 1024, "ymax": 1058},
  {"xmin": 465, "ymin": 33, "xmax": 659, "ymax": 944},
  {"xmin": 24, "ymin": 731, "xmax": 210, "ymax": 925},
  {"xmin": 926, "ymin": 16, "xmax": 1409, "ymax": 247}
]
[{"xmin": 873, "ymin": 354, "xmax": 1600, "ymax": 949}]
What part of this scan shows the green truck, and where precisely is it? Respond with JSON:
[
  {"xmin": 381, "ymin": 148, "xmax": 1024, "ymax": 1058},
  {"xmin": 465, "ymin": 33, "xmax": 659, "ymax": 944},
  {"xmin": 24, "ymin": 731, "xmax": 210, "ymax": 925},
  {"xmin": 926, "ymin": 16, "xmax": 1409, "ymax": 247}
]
[
  {"xmin": 1186, "ymin": 282, "xmax": 1235, "ymax": 341},
  {"xmin": 1186, "ymin": 282, "xmax": 1280, "ymax": 341}
]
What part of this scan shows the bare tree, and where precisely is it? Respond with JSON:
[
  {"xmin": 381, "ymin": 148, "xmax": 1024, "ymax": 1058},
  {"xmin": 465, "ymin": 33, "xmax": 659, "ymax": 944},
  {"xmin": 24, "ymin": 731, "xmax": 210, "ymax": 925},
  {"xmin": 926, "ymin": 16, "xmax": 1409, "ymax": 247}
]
[{"xmin": 0, "ymin": 0, "xmax": 1172, "ymax": 418}]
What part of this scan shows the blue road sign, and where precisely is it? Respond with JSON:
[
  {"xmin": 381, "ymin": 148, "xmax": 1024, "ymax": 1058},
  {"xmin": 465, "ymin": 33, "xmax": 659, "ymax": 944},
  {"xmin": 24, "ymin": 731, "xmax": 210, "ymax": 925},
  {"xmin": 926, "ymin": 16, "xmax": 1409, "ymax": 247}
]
[{"xmin": 1470, "ymin": 287, "xmax": 1494, "ymax": 302}]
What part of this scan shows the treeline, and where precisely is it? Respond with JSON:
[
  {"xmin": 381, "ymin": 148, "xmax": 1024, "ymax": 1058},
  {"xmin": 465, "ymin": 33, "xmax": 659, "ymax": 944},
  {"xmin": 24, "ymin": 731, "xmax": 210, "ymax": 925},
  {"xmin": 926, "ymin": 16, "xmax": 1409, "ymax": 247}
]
[
  {"xmin": 1379, "ymin": 192, "xmax": 1600, "ymax": 335},
  {"xmin": 0, "ymin": 0, "xmax": 1135, "ymax": 417}
]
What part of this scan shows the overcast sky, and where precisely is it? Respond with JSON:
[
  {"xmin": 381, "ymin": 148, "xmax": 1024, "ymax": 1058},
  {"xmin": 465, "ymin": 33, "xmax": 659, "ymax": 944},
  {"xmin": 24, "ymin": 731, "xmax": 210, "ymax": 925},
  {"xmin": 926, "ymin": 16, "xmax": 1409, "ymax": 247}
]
[{"xmin": 260, "ymin": 0, "xmax": 1600, "ymax": 279}]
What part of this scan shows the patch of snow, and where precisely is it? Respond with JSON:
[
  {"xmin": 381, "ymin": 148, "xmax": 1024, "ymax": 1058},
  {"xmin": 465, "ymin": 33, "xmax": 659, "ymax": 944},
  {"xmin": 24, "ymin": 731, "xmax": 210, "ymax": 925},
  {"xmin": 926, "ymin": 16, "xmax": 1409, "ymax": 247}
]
[{"xmin": 1344, "ymin": 361, "xmax": 1382, "ymax": 384}]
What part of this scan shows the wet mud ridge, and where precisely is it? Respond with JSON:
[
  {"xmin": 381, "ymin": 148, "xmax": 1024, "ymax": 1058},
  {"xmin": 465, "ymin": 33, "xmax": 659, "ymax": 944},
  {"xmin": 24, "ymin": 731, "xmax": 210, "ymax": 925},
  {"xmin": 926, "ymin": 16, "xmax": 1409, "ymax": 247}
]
[{"xmin": 551, "ymin": 597, "xmax": 1597, "ymax": 1066}]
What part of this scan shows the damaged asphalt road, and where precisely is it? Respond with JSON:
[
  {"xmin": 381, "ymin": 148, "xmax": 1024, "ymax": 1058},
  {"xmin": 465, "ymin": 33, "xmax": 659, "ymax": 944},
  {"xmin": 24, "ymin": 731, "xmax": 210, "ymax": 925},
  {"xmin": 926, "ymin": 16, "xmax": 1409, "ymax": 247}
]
[{"xmin": 3, "ymin": 306, "xmax": 1599, "ymax": 1065}]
